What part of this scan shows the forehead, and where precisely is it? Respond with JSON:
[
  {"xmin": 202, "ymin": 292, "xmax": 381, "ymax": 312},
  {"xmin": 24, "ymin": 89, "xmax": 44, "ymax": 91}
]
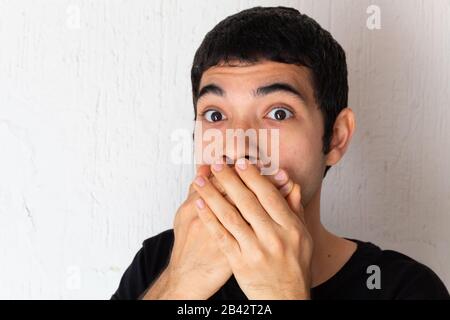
[{"xmin": 199, "ymin": 60, "xmax": 314, "ymax": 97}]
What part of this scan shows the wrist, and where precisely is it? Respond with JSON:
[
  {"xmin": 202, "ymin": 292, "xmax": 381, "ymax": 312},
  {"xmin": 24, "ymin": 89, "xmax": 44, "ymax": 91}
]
[
  {"xmin": 141, "ymin": 267, "xmax": 207, "ymax": 300},
  {"xmin": 141, "ymin": 268, "xmax": 176, "ymax": 299}
]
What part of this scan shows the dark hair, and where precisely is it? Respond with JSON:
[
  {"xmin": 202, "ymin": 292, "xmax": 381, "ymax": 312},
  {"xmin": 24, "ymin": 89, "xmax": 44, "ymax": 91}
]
[{"xmin": 191, "ymin": 6, "xmax": 348, "ymax": 178}]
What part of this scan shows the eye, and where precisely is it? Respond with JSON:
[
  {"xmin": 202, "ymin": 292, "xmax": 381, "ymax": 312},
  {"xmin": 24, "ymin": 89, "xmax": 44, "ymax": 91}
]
[
  {"xmin": 265, "ymin": 107, "xmax": 294, "ymax": 121},
  {"xmin": 202, "ymin": 109, "xmax": 227, "ymax": 123}
]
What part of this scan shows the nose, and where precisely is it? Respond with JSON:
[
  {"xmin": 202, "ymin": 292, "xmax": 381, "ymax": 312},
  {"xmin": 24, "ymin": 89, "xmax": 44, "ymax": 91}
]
[
  {"xmin": 223, "ymin": 155, "xmax": 253, "ymax": 165},
  {"xmin": 223, "ymin": 154, "xmax": 255, "ymax": 166},
  {"xmin": 221, "ymin": 124, "xmax": 261, "ymax": 167}
]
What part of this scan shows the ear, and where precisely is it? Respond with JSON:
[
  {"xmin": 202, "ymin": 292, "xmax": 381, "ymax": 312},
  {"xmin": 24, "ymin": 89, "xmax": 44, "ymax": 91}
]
[{"xmin": 325, "ymin": 107, "xmax": 356, "ymax": 166}]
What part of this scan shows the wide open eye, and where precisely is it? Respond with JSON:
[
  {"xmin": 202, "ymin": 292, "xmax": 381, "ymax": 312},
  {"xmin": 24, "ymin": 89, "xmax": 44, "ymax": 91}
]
[
  {"xmin": 265, "ymin": 107, "xmax": 294, "ymax": 121},
  {"xmin": 202, "ymin": 109, "xmax": 227, "ymax": 122}
]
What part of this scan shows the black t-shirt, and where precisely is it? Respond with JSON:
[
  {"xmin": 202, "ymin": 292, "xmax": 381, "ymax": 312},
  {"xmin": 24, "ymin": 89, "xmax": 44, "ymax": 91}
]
[{"xmin": 111, "ymin": 229, "xmax": 449, "ymax": 300}]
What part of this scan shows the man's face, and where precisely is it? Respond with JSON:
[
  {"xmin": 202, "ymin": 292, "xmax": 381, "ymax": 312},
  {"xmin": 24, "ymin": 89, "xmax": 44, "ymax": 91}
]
[{"xmin": 194, "ymin": 60, "xmax": 327, "ymax": 206}]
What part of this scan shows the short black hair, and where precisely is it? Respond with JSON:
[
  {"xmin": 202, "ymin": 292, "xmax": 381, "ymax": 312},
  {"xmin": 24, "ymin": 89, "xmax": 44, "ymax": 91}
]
[{"xmin": 191, "ymin": 6, "xmax": 348, "ymax": 179}]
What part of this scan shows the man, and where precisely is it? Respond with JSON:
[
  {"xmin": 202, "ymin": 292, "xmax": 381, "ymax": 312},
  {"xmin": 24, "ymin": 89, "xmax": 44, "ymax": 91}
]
[{"xmin": 111, "ymin": 6, "xmax": 449, "ymax": 300}]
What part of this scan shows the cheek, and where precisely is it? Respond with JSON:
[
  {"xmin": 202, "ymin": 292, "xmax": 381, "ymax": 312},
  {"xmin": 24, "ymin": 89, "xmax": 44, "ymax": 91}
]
[{"xmin": 277, "ymin": 127, "xmax": 324, "ymax": 184}]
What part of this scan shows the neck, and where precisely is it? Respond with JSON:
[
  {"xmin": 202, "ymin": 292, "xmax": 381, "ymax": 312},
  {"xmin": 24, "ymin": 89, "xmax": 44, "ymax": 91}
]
[{"xmin": 303, "ymin": 183, "xmax": 357, "ymax": 288}]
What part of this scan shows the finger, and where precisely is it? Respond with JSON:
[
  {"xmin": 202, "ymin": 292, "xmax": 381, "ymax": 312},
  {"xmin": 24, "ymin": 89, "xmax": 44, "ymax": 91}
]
[
  {"xmin": 210, "ymin": 160, "xmax": 276, "ymax": 236},
  {"xmin": 194, "ymin": 197, "xmax": 242, "ymax": 262},
  {"xmin": 253, "ymin": 160, "xmax": 294, "ymax": 197},
  {"xmin": 210, "ymin": 176, "xmax": 226, "ymax": 196},
  {"xmin": 188, "ymin": 176, "xmax": 230, "ymax": 204},
  {"xmin": 210, "ymin": 176, "xmax": 241, "ymax": 208},
  {"xmin": 192, "ymin": 162, "xmax": 293, "ymax": 200},
  {"xmin": 189, "ymin": 165, "xmax": 212, "ymax": 196},
  {"xmin": 286, "ymin": 183, "xmax": 305, "ymax": 224},
  {"xmin": 197, "ymin": 164, "xmax": 212, "ymax": 177},
  {"xmin": 269, "ymin": 169, "xmax": 294, "ymax": 197},
  {"xmin": 193, "ymin": 175, "xmax": 291, "ymax": 209},
  {"xmin": 196, "ymin": 164, "xmax": 228, "ymax": 197},
  {"xmin": 214, "ymin": 167, "xmax": 293, "ymax": 206},
  {"xmin": 192, "ymin": 174, "xmax": 258, "ymax": 252},
  {"xmin": 183, "ymin": 165, "xmax": 228, "ymax": 229},
  {"xmin": 234, "ymin": 158, "xmax": 296, "ymax": 227}
]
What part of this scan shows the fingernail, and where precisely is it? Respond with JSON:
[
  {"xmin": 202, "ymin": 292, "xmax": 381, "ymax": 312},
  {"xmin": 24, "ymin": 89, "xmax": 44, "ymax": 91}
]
[
  {"xmin": 212, "ymin": 160, "xmax": 223, "ymax": 172},
  {"xmin": 195, "ymin": 198, "xmax": 205, "ymax": 209},
  {"xmin": 194, "ymin": 176, "xmax": 205, "ymax": 187},
  {"xmin": 236, "ymin": 158, "xmax": 247, "ymax": 170},
  {"xmin": 274, "ymin": 169, "xmax": 287, "ymax": 181}
]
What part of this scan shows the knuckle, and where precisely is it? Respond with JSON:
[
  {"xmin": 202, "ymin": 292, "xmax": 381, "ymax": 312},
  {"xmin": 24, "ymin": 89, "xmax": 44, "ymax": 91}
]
[
  {"xmin": 286, "ymin": 216, "xmax": 301, "ymax": 230},
  {"xmin": 214, "ymin": 231, "xmax": 231, "ymax": 251},
  {"xmin": 267, "ymin": 236, "xmax": 285, "ymax": 253},
  {"xmin": 178, "ymin": 199, "xmax": 192, "ymax": 213},
  {"xmin": 234, "ymin": 190, "xmax": 257, "ymax": 208},
  {"xmin": 256, "ymin": 213, "xmax": 271, "ymax": 225},
  {"xmin": 265, "ymin": 187, "xmax": 281, "ymax": 204},
  {"xmin": 288, "ymin": 228, "xmax": 303, "ymax": 247},
  {"xmin": 225, "ymin": 210, "xmax": 242, "ymax": 228},
  {"xmin": 174, "ymin": 202, "xmax": 191, "ymax": 225},
  {"xmin": 249, "ymin": 248, "xmax": 267, "ymax": 264},
  {"xmin": 225, "ymin": 195, "xmax": 236, "ymax": 206},
  {"xmin": 286, "ymin": 225, "xmax": 311, "ymax": 250},
  {"xmin": 210, "ymin": 176, "xmax": 225, "ymax": 194},
  {"xmin": 216, "ymin": 230, "xmax": 228, "ymax": 244},
  {"xmin": 189, "ymin": 217, "xmax": 203, "ymax": 232}
]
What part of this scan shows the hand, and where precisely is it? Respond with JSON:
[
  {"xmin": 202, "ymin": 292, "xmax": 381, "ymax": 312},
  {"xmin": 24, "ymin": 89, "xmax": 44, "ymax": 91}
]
[
  {"xmin": 143, "ymin": 163, "xmax": 297, "ymax": 299},
  {"xmin": 192, "ymin": 158, "xmax": 313, "ymax": 299}
]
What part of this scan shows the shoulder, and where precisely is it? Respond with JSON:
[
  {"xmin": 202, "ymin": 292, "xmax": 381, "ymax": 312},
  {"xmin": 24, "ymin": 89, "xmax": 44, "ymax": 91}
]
[
  {"xmin": 111, "ymin": 228, "xmax": 175, "ymax": 300},
  {"xmin": 142, "ymin": 228, "xmax": 174, "ymax": 249},
  {"xmin": 140, "ymin": 228, "xmax": 175, "ymax": 274},
  {"xmin": 350, "ymin": 238, "xmax": 449, "ymax": 299}
]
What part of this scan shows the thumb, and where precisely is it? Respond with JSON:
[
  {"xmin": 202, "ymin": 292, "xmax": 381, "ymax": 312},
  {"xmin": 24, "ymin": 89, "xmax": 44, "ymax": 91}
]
[{"xmin": 286, "ymin": 183, "xmax": 304, "ymax": 223}]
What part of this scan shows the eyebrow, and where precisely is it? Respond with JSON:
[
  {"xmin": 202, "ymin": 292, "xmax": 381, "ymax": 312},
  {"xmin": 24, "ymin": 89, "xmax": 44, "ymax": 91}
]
[{"xmin": 197, "ymin": 82, "xmax": 307, "ymax": 105}]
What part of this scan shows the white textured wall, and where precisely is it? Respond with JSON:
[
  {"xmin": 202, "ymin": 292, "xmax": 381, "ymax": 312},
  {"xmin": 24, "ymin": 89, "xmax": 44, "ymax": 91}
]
[{"xmin": 0, "ymin": 0, "xmax": 449, "ymax": 299}]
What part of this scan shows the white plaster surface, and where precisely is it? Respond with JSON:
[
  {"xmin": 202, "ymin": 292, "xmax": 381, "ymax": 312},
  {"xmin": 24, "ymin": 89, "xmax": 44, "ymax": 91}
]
[{"xmin": 0, "ymin": 0, "xmax": 449, "ymax": 298}]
